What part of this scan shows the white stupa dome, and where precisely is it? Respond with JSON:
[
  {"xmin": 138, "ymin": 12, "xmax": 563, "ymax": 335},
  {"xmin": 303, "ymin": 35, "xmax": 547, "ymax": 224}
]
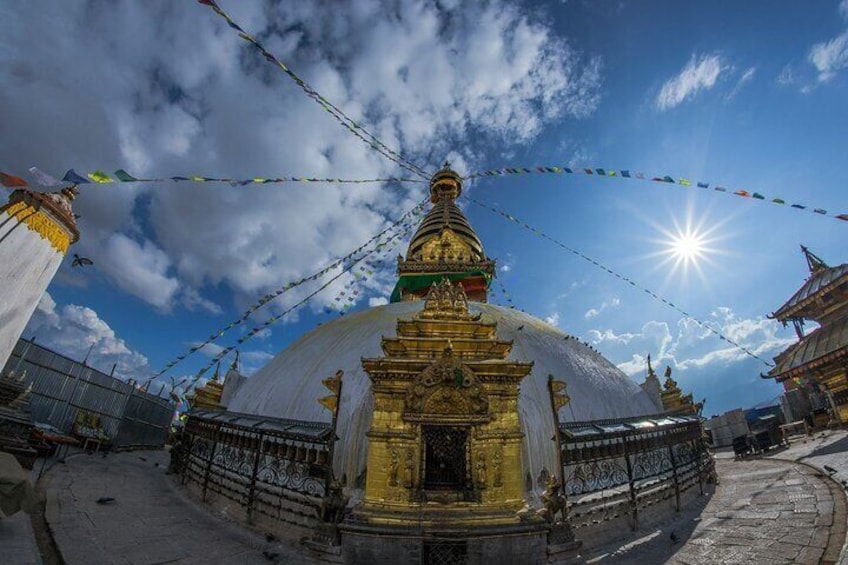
[{"xmin": 227, "ymin": 300, "xmax": 659, "ymax": 494}]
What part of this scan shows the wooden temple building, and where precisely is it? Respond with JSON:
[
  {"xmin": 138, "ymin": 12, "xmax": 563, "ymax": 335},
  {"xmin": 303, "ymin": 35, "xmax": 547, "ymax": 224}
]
[{"xmin": 763, "ymin": 246, "xmax": 848, "ymax": 422}]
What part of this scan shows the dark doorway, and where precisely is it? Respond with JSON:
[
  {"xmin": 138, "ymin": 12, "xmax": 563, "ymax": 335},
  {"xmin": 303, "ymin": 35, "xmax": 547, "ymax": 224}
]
[{"xmin": 423, "ymin": 426, "xmax": 468, "ymax": 490}]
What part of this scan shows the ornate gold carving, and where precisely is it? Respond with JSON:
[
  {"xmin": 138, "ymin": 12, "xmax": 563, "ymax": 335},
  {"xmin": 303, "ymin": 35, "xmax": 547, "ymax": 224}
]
[
  {"xmin": 660, "ymin": 364, "xmax": 702, "ymax": 415},
  {"xmin": 388, "ymin": 448, "xmax": 399, "ymax": 487},
  {"xmin": 418, "ymin": 279, "xmax": 477, "ymax": 321},
  {"xmin": 405, "ymin": 344, "xmax": 488, "ymax": 415},
  {"xmin": 403, "ymin": 448, "xmax": 415, "ymax": 488},
  {"xmin": 476, "ymin": 454, "xmax": 487, "ymax": 488},
  {"xmin": 415, "ymin": 228, "xmax": 474, "ymax": 263},
  {"xmin": 537, "ymin": 475, "xmax": 567, "ymax": 523},
  {"xmin": 492, "ymin": 445, "xmax": 503, "ymax": 487}
]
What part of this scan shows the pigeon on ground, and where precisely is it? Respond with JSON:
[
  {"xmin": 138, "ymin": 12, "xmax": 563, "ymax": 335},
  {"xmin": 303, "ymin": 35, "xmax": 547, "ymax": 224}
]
[
  {"xmin": 95, "ymin": 497, "xmax": 115, "ymax": 505},
  {"xmin": 670, "ymin": 531, "xmax": 679, "ymax": 544},
  {"xmin": 265, "ymin": 533, "xmax": 276, "ymax": 542},
  {"xmin": 824, "ymin": 465, "xmax": 838, "ymax": 474},
  {"xmin": 262, "ymin": 550, "xmax": 279, "ymax": 561}
]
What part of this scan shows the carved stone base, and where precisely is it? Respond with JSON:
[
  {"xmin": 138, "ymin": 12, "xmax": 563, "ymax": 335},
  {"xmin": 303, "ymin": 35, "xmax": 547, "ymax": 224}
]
[
  {"xmin": 547, "ymin": 523, "xmax": 582, "ymax": 564},
  {"xmin": 340, "ymin": 518, "xmax": 550, "ymax": 565}
]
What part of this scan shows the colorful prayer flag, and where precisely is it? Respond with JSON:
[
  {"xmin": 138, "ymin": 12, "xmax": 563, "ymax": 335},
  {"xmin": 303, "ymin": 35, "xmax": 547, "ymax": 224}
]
[
  {"xmin": 114, "ymin": 169, "xmax": 139, "ymax": 182},
  {"xmin": 0, "ymin": 171, "xmax": 28, "ymax": 187},
  {"xmin": 87, "ymin": 170, "xmax": 114, "ymax": 183}
]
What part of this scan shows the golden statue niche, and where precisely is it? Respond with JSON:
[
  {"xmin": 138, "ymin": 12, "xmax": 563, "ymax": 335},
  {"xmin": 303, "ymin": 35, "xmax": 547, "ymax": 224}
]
[{"xmin": 357, "ymin": 279, "xmax": 532, "ymax": 525}]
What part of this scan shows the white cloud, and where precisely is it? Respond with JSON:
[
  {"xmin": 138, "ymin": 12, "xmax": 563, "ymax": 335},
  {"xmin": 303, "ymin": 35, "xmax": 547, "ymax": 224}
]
[
  {"xmin": 777, "ymin": 65, "xmax": 795, "ymax": 86},
  {"xmin": 181, "ymin": 287, "xmax": 223, "ymax": 315},
  {"xmin": 809, "ymin": 30, "xmax": 848, "ymax": 83},
  {"xmin": 545, "ymin": 313, "xmax": 560, "ymax": 326},
  {"xmin": 368, "ymin": 296, "xmax": 389, "ymax": 307},
  {"xmin": 99, "ymin": 233, "xmax": 180, "ymax": 311},
  {"xmin": 583, "ymin": 297, "xmax": 620, "ymax": 319},
  {"xmin": 0, "ymin": 1, "xmax": 603, "ymax": 315},
  {"xmin": 726, "ymin": 66, "xmax": 756, "ymax": 99},
  {"xmin": 656, "ymin": 54, "xmax": 723, "ymax": 111},
  {"xmin": 587, "ymin": 307, "xmax": 794, "ymax": 377},
  {"xmin": 23, "ymin": 293, "xmax": 150, "ymax": 381}
]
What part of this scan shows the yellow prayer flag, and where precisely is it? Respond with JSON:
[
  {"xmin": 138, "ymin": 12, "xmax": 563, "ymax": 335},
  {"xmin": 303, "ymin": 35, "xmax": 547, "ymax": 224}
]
[
  {"xmin": 318, "ymin": 395, "xmax": 338, "ymax": 412},
  {"xmin": 87, "ymin": 170, "xmax": 114, "ymax": 184}
]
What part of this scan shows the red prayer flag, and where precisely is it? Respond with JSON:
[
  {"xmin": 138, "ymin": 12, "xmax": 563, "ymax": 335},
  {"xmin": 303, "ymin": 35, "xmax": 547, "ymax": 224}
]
[
  {"xmin": 734, "ymin": 190, "xmax": 750, "ymax": 197},
  {"xmin": 0, "ymin": 171, "xmax": 28, "ymax": 187},
  {"xmin": 836, "ymin": 214, "xmax": 848, "ymax": 221}
]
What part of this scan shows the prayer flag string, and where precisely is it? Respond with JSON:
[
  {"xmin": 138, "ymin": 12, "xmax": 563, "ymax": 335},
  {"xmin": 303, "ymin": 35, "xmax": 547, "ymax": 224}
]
[
  {"xmin": 465, "ymin": 165, "xmax": 848, "ymax": 223},
  {"xmin": 151, "ymin": 199, "xmax": 427, "ymax": 380},
  {"xmin": 0, "ymin": 168, "xmax": 425, "ymax": 190},
  {"xmin": 196, "ymin": 0, "xmax": 429, "ymax": 179},
  {"xmin": 469, "ymin": 197, "xmax": 775, "ymax": 367},
  {"xmin": 187, "ymin": 209, "xmax": 421, "ymax": 386}
]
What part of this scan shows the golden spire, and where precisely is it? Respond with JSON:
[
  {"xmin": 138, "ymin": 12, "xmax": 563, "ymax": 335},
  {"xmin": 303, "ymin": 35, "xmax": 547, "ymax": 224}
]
[{"xmin": 391, "ymin": 163, "xmax": 495, "ymax": 303}]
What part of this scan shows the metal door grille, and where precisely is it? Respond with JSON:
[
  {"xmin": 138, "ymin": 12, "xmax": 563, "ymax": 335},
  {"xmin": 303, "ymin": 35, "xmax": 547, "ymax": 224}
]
[
  {"xmin": 423, "ymin": 541, "xmax": 467, "ymax": 565},
  {"xmin": 423, "ymin": 426, "xmax": 467, "ymax": 489}
]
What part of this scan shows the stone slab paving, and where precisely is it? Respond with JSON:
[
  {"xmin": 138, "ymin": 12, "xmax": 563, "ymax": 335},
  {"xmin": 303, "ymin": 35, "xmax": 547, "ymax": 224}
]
[
  {"xmin": 586, "ymin": 457, "xmax": 842, "ymax": 564},
  {"xmin": 0, "ymin": 510, "xmax": 41, "ymax": 565},
  {"xmin": 12, "ymin": 440, "xmax": 848, "ymax": 565},
  {"xmin": 42, "ymin": 450, "xmax": 319, "ymax": 565}
]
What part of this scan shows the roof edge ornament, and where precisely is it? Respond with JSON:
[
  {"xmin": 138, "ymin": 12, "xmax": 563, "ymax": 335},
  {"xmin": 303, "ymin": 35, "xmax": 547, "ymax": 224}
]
[{"xmin": 801, "ymin": 244, "xmax": 828, "ymax": 274}]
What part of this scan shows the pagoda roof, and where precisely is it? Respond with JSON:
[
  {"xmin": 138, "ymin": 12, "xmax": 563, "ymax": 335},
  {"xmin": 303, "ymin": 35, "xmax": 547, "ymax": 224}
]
[
  {"xmin": 771, "ymin": 261, "xmax": 848, "ymax": 321},
  {"xmin": 768, "ymin": 316, "xmax": 848, "ymax": 380}
]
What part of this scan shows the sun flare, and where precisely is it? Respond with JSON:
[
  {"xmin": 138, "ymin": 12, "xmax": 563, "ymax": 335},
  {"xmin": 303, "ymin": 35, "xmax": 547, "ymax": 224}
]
[{"xmin": 670, "ymin": 231, "xmax": 706, "ymax": 263}]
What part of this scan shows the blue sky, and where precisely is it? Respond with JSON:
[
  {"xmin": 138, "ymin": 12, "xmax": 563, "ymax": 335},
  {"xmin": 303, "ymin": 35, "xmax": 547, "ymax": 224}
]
[{"xmin": 2, "ymin": 0, "xmax": 846, "ymax": 416}]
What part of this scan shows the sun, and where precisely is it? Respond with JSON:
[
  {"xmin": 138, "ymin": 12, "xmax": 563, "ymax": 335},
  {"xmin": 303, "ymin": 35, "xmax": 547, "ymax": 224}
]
[{"xmin": 669, "ymin": 230, "xmax": 707, "ymax": 263}]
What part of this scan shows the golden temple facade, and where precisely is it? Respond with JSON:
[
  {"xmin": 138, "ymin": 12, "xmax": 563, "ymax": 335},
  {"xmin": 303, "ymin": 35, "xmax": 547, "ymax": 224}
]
[{"xmin": 357, "ymin": 279, "xmax": 533, "ymax": 525}]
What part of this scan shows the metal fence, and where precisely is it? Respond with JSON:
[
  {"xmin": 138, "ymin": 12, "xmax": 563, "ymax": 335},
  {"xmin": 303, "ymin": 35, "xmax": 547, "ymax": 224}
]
[
  {"xmin": 558, "ymin": 413, "xmax": 713, "ymax": 531},
  {"xmin": 2, "ymin": 338, "xmax": 172, "ymax": 448},
  {"xmin": 182, "ymin": 410, "xmax": 334, "ymax": 527}
]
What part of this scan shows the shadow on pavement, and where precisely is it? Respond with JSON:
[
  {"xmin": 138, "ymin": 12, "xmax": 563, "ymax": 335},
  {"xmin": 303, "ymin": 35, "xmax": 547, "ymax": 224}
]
[
  {"xmin": 799, "ymin": 436, "xmax": 848, "ymax": 461},
  {"xmin": 583, "ymin": 492, "xmax": 711, "ymax": 564}
]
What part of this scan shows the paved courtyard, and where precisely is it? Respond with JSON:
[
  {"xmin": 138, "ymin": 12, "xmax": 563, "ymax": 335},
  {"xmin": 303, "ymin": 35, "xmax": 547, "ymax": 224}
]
[{"xmin": 3, "ymin": 431, "xmax": 848, "ymax": 564}]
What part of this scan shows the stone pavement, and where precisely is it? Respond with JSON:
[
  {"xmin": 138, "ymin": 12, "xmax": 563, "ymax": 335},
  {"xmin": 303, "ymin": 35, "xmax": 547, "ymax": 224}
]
[
  {"xmin": 6, "ymin": 438, "xmax": 848, "ymax": 564},
  {"xmin": 585, "ymin": 456, "xmax": 844, "ymax": 564},
  {"xmin": 43, "ymin": 449, "xmax": 319, "ymax": 565},
  {"xmin": 0, "ymin": 511, "xmax": 41, "ymax": 565}
]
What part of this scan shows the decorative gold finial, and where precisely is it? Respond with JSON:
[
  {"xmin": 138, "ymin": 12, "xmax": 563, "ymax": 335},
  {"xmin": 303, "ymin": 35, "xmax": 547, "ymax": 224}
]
[{"xmin": 429, "ymin": 164, "xmax": 462, "ymax": 203}]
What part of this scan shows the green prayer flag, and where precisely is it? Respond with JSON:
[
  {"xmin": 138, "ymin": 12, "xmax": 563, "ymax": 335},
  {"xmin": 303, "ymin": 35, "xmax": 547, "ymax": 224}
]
[{"xmin": 114, "ymin": 169, "xmax": 138, "ymax": 182}]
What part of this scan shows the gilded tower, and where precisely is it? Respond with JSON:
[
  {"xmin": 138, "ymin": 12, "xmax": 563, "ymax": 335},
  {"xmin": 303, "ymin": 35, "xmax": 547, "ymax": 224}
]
[
  {"xmin": 353, "ymin": 166, "xmax": 535, "ymax": 535},
  {"xmin": 391, "ymin": 163, "xmax": 495, "ymax": 302}
]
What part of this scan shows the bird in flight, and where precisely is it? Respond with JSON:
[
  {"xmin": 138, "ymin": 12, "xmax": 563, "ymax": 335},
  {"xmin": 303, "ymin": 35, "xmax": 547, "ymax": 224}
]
[{"xmin": 72, "ymin": 254, "xmax": 93, "ymax": 267}]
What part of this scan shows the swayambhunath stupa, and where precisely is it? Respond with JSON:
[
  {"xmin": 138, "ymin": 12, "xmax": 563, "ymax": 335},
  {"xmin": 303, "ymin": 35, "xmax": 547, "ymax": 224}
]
[
  {"xmin": 179, "ymin": 165, "xmax": 713, "ymax": 563},
  {"xmin": 2, "ymin": 2, "xmax": 846, "ymax": 565}
]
